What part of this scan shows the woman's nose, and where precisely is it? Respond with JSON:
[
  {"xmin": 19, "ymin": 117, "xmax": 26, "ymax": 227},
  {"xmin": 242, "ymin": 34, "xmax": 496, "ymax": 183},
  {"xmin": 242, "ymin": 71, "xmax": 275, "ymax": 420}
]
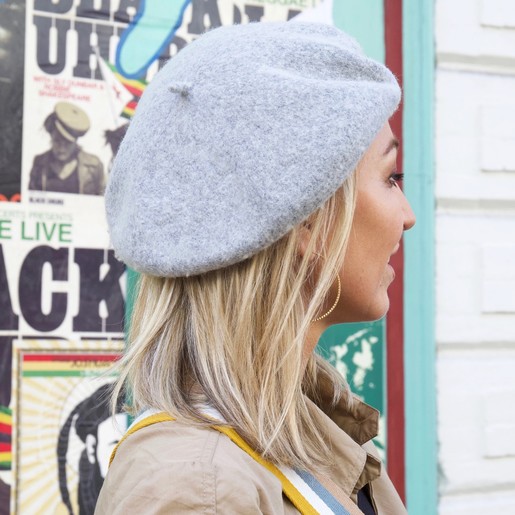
[{"xmin": 403, "ymin": 195, "xmax": 416, "ymax": 231}]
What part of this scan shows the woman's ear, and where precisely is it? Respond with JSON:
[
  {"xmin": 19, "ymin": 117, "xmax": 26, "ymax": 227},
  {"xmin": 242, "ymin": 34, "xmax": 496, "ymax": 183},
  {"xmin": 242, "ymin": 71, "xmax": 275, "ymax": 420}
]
[{"xmin": 297, "ymin": 223, "xmax": 315, "ymax": 261}]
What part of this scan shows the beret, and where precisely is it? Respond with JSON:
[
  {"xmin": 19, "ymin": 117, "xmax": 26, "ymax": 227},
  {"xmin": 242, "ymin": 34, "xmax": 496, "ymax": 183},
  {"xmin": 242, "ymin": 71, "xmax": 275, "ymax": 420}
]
[{"xmin": 106, "ymin": 21, "xmax": 401, "ymax": 277}]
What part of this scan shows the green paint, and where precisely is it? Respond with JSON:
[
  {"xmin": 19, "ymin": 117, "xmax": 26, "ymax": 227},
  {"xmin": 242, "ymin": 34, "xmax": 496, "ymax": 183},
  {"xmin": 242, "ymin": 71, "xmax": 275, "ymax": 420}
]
[
  {"xmin": 318, "ymin": 321, "xmax": 387, "ymax": 457},
  {"xmin": 333, "ymin": 0, "xmax": 385, "ymax": 62},
  {"xmin": 402, "ymin": 0, "xmax": 438, "ymax": 513},
  {"xmin": 0, "ymin": 405, "xmax": 11, "ymax": 416}
]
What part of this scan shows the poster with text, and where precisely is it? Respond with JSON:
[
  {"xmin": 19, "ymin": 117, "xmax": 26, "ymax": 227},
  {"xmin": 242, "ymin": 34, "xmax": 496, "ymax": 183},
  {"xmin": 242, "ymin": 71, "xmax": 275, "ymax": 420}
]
[
  {"xmin": 10, "ymin": 338, "xmax": 124, "ymax": 515},
  {"xmin": 1, "ymin": 1, "xmax": 321, "ymax": 513}
]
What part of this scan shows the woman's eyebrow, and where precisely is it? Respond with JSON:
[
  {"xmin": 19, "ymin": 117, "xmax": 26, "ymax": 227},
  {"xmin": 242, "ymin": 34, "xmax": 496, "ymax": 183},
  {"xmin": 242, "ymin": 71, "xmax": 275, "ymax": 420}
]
[{"xmin": 383, "ymin": 136, "xmax": 399, "ymax": 156}]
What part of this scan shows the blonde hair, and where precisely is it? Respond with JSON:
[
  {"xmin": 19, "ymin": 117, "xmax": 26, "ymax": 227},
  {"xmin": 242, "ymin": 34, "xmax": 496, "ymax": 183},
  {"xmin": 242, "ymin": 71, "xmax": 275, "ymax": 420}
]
[{"xmin": 112, "ymin": 172, "xmax": 357, "ymax": 472}]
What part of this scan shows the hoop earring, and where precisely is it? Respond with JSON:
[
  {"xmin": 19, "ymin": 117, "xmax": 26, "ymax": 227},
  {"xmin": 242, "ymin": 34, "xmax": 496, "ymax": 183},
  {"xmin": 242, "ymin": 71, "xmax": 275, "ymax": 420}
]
[{"xmin": 312, "ymin": 274, "xmax": 341, "ymax": 322}]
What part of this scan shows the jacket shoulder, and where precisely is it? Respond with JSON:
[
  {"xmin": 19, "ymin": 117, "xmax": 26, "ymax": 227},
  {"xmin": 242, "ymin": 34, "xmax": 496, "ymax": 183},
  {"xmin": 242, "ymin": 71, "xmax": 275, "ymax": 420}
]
[{"xmin": 95, "ymin": 421, "xmax": 287, "ymax": 514}]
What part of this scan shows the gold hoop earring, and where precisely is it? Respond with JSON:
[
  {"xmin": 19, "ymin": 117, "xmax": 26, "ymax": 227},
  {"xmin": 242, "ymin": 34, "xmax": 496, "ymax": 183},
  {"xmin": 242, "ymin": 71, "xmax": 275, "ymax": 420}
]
[{"xmin": 312, "ymin": 274, "xmax": 341, "ymax": 322}]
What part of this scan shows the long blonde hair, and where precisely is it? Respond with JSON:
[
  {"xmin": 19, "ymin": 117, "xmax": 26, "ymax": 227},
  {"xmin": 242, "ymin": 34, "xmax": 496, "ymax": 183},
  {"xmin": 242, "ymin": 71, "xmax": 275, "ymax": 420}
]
[{"xmin": 112, "ymin": 172, "xmax": 357, "ymax": 472}]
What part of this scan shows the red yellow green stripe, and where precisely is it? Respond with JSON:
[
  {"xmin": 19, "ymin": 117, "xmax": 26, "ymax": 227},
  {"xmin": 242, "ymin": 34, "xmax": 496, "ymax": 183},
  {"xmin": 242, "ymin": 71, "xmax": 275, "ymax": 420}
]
[
  {"xmin": 123, "ymin": 102, "xmax": 137, "ymax": 118},
  {"xmin": 21, "ymin": 352, "xmax": 121, "ymax": 377},
  {"xmin": 105, "ymin": 62, "xmax": 146, "ymax": 120},
  {"xmin": 0, "ymin": 408, "xmax": 12, "ymax": 469},
  {"xmin": 108, "ymin": 62, "xmax": 146, "ymax": 94},
  {"xmin": 0, "ymin": 412, "xmax": 11, "ymax": 425},
  {"xmin": 23, "ymin": 353, "xmax": 120, "ymax": 362},
  {"xmin": 23, "ymin": 361, "xmax": 116, "ymax": 372},
  {"xmin": 23, "ymin": 371, "xmax": 118, "ymax": 377}
]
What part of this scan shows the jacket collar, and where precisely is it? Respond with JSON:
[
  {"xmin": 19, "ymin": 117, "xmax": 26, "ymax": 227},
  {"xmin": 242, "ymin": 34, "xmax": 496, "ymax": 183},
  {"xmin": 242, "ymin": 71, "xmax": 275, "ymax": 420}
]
[{"xmin": 308, "ymin": 383, "xmax": 382, "ymax": 498}]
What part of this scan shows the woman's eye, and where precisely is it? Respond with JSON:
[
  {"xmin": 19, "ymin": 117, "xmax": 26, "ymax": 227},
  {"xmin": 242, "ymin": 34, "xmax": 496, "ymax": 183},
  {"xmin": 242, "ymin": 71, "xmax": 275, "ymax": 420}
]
[{"xmin": 389, "ymin": 172, "xmax": 404, "ymax": 187}]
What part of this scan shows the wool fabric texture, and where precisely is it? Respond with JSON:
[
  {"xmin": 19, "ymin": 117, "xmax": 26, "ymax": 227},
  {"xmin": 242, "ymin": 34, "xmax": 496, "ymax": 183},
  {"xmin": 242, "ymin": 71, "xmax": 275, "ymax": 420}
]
[{"xmin": 106, "ymin": 21, "xmax": 401, "ymax": 277}]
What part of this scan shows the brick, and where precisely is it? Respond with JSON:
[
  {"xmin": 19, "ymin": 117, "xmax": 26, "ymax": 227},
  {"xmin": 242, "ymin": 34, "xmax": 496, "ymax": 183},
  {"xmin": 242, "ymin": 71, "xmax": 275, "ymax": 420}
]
[
  {"xmin": 438, "ymin": 350, "xmax": 515, "ymax": 492},
  {"xmin": 436, "ymin": 0, "xmax": 515, "ymax": 58},
  {"xmin": 481, "ymin": 246, "xmax": 515, "ymax": 313},
  {"xmin": 480, "ymin": 106, "xmax": 515, "ymax": 172},
  {"xmin": 436, "ymin": 214, "xmax": 515, "ymax": 343},
  {"xmin": 436, "ymin": 71, "xmax": 515, "ymax": 201},
  {"xmin": 439, "ymin": 490, "xmax": 515, "ymax": 515},
  {"xmin": 480, "ymin": 0, "xmax": 515, "ymax": 28}
]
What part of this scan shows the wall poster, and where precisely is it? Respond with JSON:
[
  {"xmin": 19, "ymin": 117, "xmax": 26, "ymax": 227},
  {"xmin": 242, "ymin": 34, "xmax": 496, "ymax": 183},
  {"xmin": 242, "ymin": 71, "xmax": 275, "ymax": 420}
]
[{"xmin": 0, "ymin": 1, "xmax": 328, "ymax": 513}]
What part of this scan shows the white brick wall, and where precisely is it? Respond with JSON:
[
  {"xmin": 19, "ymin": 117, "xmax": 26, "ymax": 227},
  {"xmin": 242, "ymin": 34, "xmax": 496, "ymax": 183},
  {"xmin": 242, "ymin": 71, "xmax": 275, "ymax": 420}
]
[{"xmin": 435, "ymin": 0, "xmax": 515, "ymax": 511}]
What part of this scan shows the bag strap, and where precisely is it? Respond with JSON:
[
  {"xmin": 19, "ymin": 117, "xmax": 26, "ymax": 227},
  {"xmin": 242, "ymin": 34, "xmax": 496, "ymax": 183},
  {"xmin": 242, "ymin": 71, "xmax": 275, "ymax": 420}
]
[
  {"xmin": 109, "ymin": 412, "xmax": 353, "ymax": 515},
  {"xmin": 109, "ymin": 411, "xmax": 170, "ymax": 467}
]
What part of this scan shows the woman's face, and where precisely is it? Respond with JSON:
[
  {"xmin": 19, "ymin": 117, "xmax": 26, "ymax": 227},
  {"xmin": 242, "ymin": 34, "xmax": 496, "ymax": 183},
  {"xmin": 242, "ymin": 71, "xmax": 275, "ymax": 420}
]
[{"xmin": 323, "ymin": 122, "xmax": 416, "ymax": 324}]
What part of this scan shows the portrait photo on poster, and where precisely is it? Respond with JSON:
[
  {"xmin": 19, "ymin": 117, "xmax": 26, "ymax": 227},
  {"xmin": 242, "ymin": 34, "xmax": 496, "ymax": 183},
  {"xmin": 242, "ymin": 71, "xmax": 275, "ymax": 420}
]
[
  {"xmin": 28, "ymin": 102, "xmax": 105, "ymax": 197},
  {"xmin": 57, "ymin": 383, "xmax": 126, "ymax": 515},
  {"xmin": 12, "ymin": 341, "xmax": 125, "ymax": 515}
]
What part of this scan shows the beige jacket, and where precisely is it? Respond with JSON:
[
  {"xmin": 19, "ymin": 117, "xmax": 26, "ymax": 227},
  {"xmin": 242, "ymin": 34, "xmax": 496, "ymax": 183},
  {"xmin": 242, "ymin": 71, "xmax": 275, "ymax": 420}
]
[{"xmin": 95, "ymin": 394, "xmax": 407, "ymax": 514}]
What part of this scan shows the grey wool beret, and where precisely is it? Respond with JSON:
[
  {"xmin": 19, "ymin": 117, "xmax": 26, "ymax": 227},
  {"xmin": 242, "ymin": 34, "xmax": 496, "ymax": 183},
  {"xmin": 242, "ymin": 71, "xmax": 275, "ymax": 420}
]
[{"xmin": 106, "ymin": 21, "xmax": 401, "ymax": 277}]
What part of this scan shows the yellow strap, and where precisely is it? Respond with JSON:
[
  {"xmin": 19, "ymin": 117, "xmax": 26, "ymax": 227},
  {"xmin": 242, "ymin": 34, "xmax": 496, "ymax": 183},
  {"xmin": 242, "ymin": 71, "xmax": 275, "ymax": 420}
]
[
  {"xmin": 109, "ymin": 412, "xmax": 171, "ymax": 466},
  {"xmin": 211, "ymin": 423, "xmax": 318, "ymax": 515},
  {"xmin": 110, "ymin": 412, "xmax": 319, "ymax": 515}
]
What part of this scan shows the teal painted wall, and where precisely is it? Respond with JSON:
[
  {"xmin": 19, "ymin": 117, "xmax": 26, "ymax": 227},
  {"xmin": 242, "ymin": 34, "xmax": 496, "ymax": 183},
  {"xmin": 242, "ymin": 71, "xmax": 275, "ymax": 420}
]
[
  {"xmin": 333, "ymin": 0, "xmax": 385, "ymax": 62},
  {"xmin": 403, "ymin": 0, "xmax": 438, "ymax": 512}
]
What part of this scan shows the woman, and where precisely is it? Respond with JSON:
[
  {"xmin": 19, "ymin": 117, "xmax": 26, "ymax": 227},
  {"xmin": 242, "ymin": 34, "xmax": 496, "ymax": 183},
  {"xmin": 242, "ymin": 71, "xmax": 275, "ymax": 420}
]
[{"xmin": 96, "ymin": 21, "xmax": 415, "ymax": 514}]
